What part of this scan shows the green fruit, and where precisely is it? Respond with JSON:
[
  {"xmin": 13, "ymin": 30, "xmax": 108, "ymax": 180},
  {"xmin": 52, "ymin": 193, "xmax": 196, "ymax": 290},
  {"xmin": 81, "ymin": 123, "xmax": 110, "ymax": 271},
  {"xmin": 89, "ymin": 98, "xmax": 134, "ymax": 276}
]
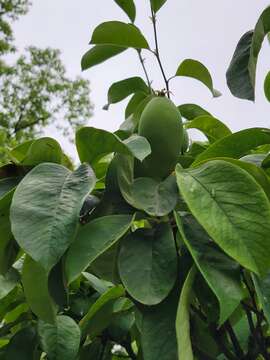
[
  {"xmin": 181, "ymin": 129, "xmax": 189, "ymax": 153},
  {"xmin": 138, "ymin": 97, "xmax": 183, "ymax": 179}
]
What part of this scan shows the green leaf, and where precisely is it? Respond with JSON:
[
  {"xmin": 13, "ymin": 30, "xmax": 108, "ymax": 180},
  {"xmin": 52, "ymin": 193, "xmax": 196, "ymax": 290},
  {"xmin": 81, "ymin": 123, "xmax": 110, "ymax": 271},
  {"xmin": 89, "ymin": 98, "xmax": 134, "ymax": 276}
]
[
  {"xmin": 175, "ymin": 59, "xmax": 221, "ymax": 97},
  {"xmin": 0, "ymin": 190, "xmax": 18, "ymax": 275},
  {"xmin": 185, "ymin": 116, "xmax": 232, "ymax": 143},
  {"xmin": 150, "ymin": 0, "xmax": 168, "ymax": 13},
  {"xmin": 22, "ymin": 256, "xmax": 56, "ymax": 324},
  {"xmin": 0, "ymin": 268, "xmax": 19, "ymax": 300},
  {"xmin": 125, "ymin": 92, "xmax": 147, "ymax": 119},
  {"xmin": 81, "ymin": 45, "xmax": 126, "ymax": 71},
  {"xmin": 38, "ymin": 315, "xmax": 81, "ymax": 360},
  {"xmin": 22, "ymin": 137, "xmax": 63, "ymax": 165},
  {"xmin": 140, "ymin": 286, "xmax": 179, "ymax": 360},
  {"xmin": 130, "ymin": 175, "xmax": 178, "ymax": 216},
  {"xmin": 208, "ymin": 157, "xmax": 270, "ymax": 200},
  {"xmin": 6, "ymin": 327, "xmax": 37, "ymax": 360},
  {"xmin": 11, "ymin": 163, "xmax": 96, "ymax": 272},
  {"xmin": 193, "ymin": 128, "xmax": 270, "ymax": 166},
  {"xmin": 226, "ymin": 6, "xmax": 270, "ymax": 100},
  {"xmin": 9, "ymin": 140, "xmax": 34, "ymax": 163},
  {"xmin": 0, "ymin": 177, "xmax": 20, "ymax": 199},
  {"xmin": 65, "ymin": 215, "xmax": 133, "ymax": 284},
  {"xmin": 226, "ymin": 31, "xmax": 254, "ymax": 100},
  {"xmin": 82, "ymin": 272, "xmax": 113, "ymax": 294},
  {"xmin": 90, "ymin": 21, "xmax": 149, "ymax": 49},
  {"xmin": 79, "ymin": 285, "xmax": 125, "ymax": 337},
  {"xmin": 252, "ymin": 272, "xmax": 270, "ymax": 324},
  {"xmin": 114, "ymin": 0, "xmax": 136, "ymax": 22},
  {"xmin": 76, "ymin": 127, "xmax": 151, "ymax": 165},
  {"xmin": 264, "ymin": 71, "xmax": 270, "ymax": 102},
  {"xmin": 174, "ymin": 212, "xmax": 244, "ymax": 325},
  {"xmin": 175, "ymin": 160, "xmax": 270, "ymax": 276},
  {"xmin": 176, "ymin": 266, "xmax": 196, "ymax": 360},
  {"xmin": 118, "ymin": 224, "xmax": 177, "ymax": 305},
  {"xmin": 178, "ymin": 103, "xmax": 211, "ymax": 120},
  {"xmin": 106, "ymin": 77, "xmax": 149, "ymax": 107}
]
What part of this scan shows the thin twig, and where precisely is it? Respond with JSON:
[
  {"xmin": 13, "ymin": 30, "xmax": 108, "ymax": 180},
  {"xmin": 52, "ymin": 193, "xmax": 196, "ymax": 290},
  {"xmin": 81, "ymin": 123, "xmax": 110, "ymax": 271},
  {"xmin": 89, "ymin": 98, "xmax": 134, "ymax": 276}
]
[
  {"xmin": 242, "ymin": 272, "xmax": 270, "ymax": 360},
  {"xmin": 150, "ymin": 6, "xmax": 170, "ymax": 98},
  {"xmin": 224, "ymin": 320, "xmax": 244, "ymax": 358},
  {"xmin": 137, "ymin": 50, "xmax": 152, "ymax": 92}
]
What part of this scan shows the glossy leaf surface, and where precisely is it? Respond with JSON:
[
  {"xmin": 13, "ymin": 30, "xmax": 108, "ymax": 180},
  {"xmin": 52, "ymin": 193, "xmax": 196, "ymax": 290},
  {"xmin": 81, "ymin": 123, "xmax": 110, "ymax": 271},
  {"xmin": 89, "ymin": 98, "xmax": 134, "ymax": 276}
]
[
  {"xmin": 193, "ymin": 128, "xmax": 270, "ymax": 165},
  {"xmin": 176, "ymin": 59, "xmax": 221, "ymax": 97},
  {"xmin": 81, "ymin": 45, "xmax": 126, "ymax": 71},
  {"xmin": 38, "ymin": 315, "xmax": 81, "ymax": 360},
  {"xmin": 176, "ymin": 160, "xmax": 270, "ymax": 276},
  {"xmin": 90, "ymin": 21, "xmax": 149, "ymax": 49},
  {"xmin": 65, "ymin": 215, "xmax": 133, "ymax": 284},
  {"xmin": 118, "ymin": 224, "xmax": 177, "ymax": 305},
  {"xmin": 11, "ymin": 163, "xmax": 95, "ymax": 272}
]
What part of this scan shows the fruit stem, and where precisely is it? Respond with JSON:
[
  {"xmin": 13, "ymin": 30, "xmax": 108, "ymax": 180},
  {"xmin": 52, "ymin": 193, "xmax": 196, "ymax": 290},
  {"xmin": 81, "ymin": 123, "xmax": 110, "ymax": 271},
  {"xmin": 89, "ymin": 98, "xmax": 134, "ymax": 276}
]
[{"xmin": 150, "ymin": 6, "xmax": 171, "ymax": 98}]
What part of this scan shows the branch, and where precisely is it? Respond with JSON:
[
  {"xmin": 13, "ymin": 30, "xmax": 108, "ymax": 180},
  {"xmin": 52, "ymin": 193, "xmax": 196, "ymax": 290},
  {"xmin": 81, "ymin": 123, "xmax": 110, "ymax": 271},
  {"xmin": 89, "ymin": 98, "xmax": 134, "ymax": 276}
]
[
  {"xmin": 224, "ymin": 320, "xmax": 244, "ymax": 358},
  {"xmin": 14, "ymin": 118, "xmax": 42, "ymax": 134},
  {"xmin": 137, "ymin": 50, "xmax": 152, "ymax": 92},
  {"xmin": 150, "ymin": 6, "xmax": 170, "ymax": 98},
  {"xmin": 242, "ymin": 272, "xmax": 270, "ymax": 360}
]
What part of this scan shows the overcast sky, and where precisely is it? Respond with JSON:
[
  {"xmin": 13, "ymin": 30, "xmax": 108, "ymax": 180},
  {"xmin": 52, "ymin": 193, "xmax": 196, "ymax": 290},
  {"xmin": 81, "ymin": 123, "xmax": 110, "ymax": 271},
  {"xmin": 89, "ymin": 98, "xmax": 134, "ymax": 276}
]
[{"xmin": 11, "ymin": 0, "xmax": 270, "ymax": 156}]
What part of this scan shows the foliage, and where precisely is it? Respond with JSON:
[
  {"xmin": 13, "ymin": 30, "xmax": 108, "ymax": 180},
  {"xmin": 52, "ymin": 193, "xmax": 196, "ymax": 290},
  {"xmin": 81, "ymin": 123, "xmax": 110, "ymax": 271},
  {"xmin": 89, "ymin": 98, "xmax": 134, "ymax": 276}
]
[
  {"xmin": 0, "ymin": 0, "xmax": 93, "ymax": 163},
  {"xmin": 1, "ymin": 1, "xmax": 270, "ymax": 360},
  {"xmin": 0, "ymin": 0, "xmax": 30, "ymax": 56}
]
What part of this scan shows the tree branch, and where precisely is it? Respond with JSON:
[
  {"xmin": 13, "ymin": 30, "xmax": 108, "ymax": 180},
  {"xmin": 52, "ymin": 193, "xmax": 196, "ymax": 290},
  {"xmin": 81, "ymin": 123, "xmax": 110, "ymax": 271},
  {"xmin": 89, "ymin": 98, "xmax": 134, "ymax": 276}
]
[
  {"xmin": 137, "ymin": 50, "xmax": 152, "ymax": 92},
  {"xmin": 150, "ymin": 6, "xmax": 170, "ymax": 97}
]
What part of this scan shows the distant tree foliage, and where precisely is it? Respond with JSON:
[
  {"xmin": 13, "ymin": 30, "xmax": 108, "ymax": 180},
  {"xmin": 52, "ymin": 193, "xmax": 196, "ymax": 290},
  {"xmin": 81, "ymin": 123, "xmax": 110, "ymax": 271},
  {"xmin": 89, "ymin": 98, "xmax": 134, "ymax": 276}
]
[{"xmin": 0, "ymin": 0, "xmax": 93, "ymax": 163}]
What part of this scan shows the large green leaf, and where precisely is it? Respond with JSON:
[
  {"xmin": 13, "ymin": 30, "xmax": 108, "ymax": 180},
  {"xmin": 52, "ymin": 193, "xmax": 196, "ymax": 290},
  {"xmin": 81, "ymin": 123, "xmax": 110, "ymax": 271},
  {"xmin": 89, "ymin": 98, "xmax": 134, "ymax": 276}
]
[
  {"xmin": 150, "ymin": 0, "xmax": 168, "ymax": 12},
  {"xmin": 90, "ymin": 21, "xmax": 149, "ymax": 49},
  {"xmin": 79, "ymin": 285, "xmax": 125, "ymax": 337},
  {"xmin": 114, "ymin": 0, "xmax": 136, "ymax": 22},
  {"xmin": 11, "ymin": 163, "xmax": 96, "ymax": 272},
  {"xmin": 140, "ymin": 286, "xmax": 179, "ymax": 360},
  {"xmin": 117, "ymin": 154, "xmax": 178, "ymax": 215},
  {"xmin": 0, "ymin": 190, "xmax": 18, "ymax": 275},
  {"xmin": 21, "ymin": 137, "xmax": 63, "ymax": 165},
  {"xmin": 130, "ymin": 175, "xmax": 178, "ymax": 216},
  {"xmin": 76, "ymin": 127, "xmax": 151, "ymax": 166},
  {"xmin": 106, "ymin": 77, "xmax": 149, "ymax": 107},
  {"xmin": 65, "ymin": 215, "xmax": 133, "ymax": 284},
  {"xmin": 175, "ymin": 160, "xmax": 270, "ymax": 276},
  {"xmin": 9, "ymin": 140, "xmax": 33, "ymax": 162},
  {"xmin": 176, "ymin": 266, "xmax": 196, "ymax": 360},
  {"xmin": 6, "ymin": 326, "xmax": 37, "ymax": 360},
  {"xmin": 226, "ymin": 6, "xmax": 270, "ymax": 100},
  {"xmin": 38, "ymin": 316, "xmax": 81, "ymax": 360},
  {"xmin": 174, "ymin": 212, "xmax": 244, "ymax": 325},
  {"xmin": 22, "ymin": 256, "xmax": 56, "ymax": 324},
  {"xmin": 81, "ymin": 45, "xmax": 126, "ymax": 71},
  {"xmin": 252, "ymin": 272, "xmax": 270, "ymax": 325},
  {"xmin": 175, "ymin": 59, "xmax": 221, "ymax": 97},
  {"xmin": 178, "ymin": 103, "xmax": 211, "ymax": 120},
  {"xmin": 118, "ymin": 224, "xmax": 177, "ymax": 305},
  {"xmin": 0, "ymin": 268, "xmax": 19, "ymax": 300},
  {"xmin": 193, "ymin": 128, "xmax": 270, "ymax": 166},
  {"xmin": 203, "ymin": 157, "xmax": 270, "ymax": 200},
  {"xmin": 185, "ymin": 116, "xmax": 232, "ymax": 143}
]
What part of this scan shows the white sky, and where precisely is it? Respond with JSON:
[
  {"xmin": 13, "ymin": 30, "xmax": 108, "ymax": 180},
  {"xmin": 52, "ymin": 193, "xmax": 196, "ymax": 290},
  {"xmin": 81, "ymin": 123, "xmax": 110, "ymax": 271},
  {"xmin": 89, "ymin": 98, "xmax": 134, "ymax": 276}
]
[{"xmin": 11, "ymin": 0, "xmax": 270, "ymax": 156}]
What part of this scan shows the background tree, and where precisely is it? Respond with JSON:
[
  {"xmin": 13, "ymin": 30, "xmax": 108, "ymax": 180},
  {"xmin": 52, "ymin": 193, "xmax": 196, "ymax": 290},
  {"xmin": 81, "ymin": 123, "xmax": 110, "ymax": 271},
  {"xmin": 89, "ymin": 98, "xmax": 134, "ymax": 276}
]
[{"xmin": 0, "ymin": 0, "xmax": 93, "ymax": 163}]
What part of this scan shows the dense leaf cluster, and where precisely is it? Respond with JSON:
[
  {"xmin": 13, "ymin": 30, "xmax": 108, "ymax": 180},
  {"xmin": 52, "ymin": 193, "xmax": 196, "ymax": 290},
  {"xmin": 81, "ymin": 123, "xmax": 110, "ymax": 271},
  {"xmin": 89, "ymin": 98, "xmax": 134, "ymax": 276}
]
[{"xmin": 1, "ymin": 1, "xmax": 270, "ymax": 359}]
